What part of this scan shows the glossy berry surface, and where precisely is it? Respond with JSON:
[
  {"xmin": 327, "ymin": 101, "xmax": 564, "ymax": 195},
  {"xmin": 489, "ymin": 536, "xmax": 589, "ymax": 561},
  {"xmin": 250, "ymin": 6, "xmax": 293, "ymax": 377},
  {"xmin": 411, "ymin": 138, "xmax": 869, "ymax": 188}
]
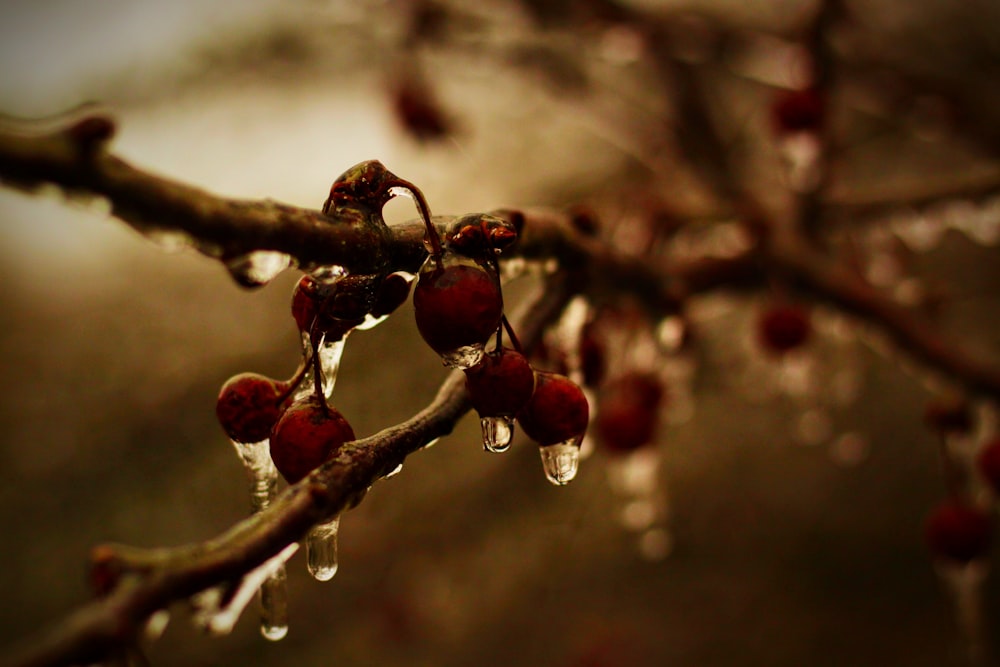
[
  {"xmin": 216, "ymin": 373, "xmax": 290, "ymax": 444},
  {"xmin": 464, "ymin": 348, "xmax": 536, "ymax": 417},
  {"xmin": 371, "ymin": 272, "xmax": 413, "ymax": 318},
  {"xmin": 771, "ymin": 88, "xmax": 825, "ymax": 135},
  {"xmin": 923, "ymin": 499, "xmax": 993, "ymax": 563},
  {"xmin": 269, "ymin": 396, "xmax": 356, "ymax": 484},
  {"xmin": 595, "ymin": 372, "xmax": 664, "ymax": 454},
  {"xmin": 976, "ymin": 437, "xmax": 1000, "ymax": 494},
  {"xmin": 517, "ymin": 372, "xmax": 589, "ymax": 446},
  {"xmin": 758, "ymin": 304, "xmax": 811, "ymax": 354},
  {"xmin": 413, "ymin": 259, "xmax": 503, "ymax": 355}
]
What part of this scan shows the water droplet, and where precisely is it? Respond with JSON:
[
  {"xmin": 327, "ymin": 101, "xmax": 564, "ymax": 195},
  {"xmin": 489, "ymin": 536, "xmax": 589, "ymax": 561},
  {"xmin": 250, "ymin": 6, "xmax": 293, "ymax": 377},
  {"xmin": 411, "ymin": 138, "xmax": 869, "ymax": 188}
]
[
  {"xmin": 191, "ymin": 543, "xmax": 298, "ymax": 636},
  {"xmin": 439, "ymin": 343, "xmax": 485, "ymax": 369},
  {"xmin": 481, "ymin": 416, "xmax": 514, "ymax": 453},
  {"xmin": 225, "ymin": 251, "xmax": 292, "ymax": 288},
  {"xmin": 144, "ymin": 609, "xmax": 170, "ymax": 640},
  {"xmin": 539, "ymin": 441, "xmax": 581, "ymax": 485},
  {"xmin": 620, "ymin": 499, "xmax": 658, "ymax": 531},
  {"xmin": 306, "ymin": 516, "xmax": 340, "ymax": 581},
  {"xmin": 259, "ymin": 565, "xmax": 289, "ymax": 641}
]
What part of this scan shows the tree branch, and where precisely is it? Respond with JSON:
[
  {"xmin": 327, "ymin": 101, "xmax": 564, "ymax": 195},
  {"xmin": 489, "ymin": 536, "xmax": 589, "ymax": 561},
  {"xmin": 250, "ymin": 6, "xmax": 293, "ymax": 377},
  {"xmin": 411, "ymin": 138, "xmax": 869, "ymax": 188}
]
[{"xmin": 1, "ymin": 276, "xmax": 576, "ymax": 667}]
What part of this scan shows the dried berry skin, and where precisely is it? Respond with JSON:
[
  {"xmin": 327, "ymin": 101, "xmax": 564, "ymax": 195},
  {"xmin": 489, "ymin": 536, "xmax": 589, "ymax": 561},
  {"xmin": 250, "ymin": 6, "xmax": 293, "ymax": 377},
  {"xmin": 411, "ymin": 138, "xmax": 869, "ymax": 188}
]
[
  {"xmin": 976, "ymin": 437, "xmax": 1000, "ymax": 494},
  {"xmin": 596, "ymin": 372, "xmax": 664, "ymax": 454},
  {"xmin": 923, "ymin": 499, "xmax": 993, "ymax": 563},
  {"xmin": 464, "ymin": 348, "xmax": 536, "ymax": 417},
  {"xmin": 758, "ymin": 304, "xmax": 811, "ymax": 353},
  {"xmin": 517, "ymin": 372, "xmax": 589, "ymax": 446},
  {"xmin": 216, "ymin": 373, "xmax": 290, "ymax": 444},
  {"xmin": 269, "ymin": 397, "xmax": 356, "ymax": 484},
  {"xmin": 413, "ymin": 261, "xmax": 503, "ymax": 355}
]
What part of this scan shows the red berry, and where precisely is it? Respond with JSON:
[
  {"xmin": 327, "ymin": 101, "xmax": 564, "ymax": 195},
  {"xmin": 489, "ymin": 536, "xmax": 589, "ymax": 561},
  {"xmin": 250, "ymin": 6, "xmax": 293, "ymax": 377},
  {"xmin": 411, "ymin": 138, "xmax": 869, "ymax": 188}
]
[
  {"xmin": 595, "ymin": 372, "xmax": 664, "ymax": 455},
  {"xmin": 413, "ymin": 255, "xmax": 503, "ymax": 360},
  {"xmin": 976, "ymin": 437, "xmax": 1000, "ymax": 494},
  {"xmin": 464, "ymin": 348, "xmax": 536, "ymax": 417},
  {"xmin": 758, "ymin": 303, "xmax": 811, "ymax": 353},
  {"xmin": 391, "ymin": 77, "xmax": 451, "ymax": 142},
  {"xmin": 371, "ymin": 272, "xmax": 413, "ymax": 318},
  {"xmin": 923, "ymin": 499, "xmax": 993, "ymax": 563},
  {"xmin": 771, "ymin": 88, "xmax": 825, "ymax": 135},
  {"xmin": 216, "ymin": 373, "xmax": 290, "ymax": 444},
  {"xmin": 269, "ymin": 396, "xmax": 356, "ymax": 484},
  {"xmin": 518, "ymin": 372, "xmax": 590, "ymax": 446},
  {"xmin": 291, "ymin": 275, "xmax": 321, "ymax": 335}
]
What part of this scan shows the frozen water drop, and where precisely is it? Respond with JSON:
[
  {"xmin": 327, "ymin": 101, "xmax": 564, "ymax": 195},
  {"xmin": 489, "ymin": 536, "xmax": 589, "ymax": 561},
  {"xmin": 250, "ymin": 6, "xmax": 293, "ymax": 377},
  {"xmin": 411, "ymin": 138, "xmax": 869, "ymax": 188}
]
[
  {"xmin": 225, "ymin": 251, "xmax": 291, "ymax": 288},
  {"xmin": 539, "ymin": 441, "xmax": 581, "ymax": 486},
  {"xmin": 316, "ymin": 335, "xmax": 347, "ymax": 399},
  {"xmin": 935, "ymin": 559, "xmax": 990, "ymax": 666},
  {"xmin": 259, "ymin": 565, "xmax": 289, "ymax": 641},
  {"xmin": 191, "ymin": 543, "xmax": 298, "ymax": 636},
  {"xmin": 440, "ymin": 343, "xmax": 485, "ymax": 369},
  {"xmin": 384, "ymin": 463, "xmax": 403, "ymax": 479},
  {"xmin": 481, "ymin": 416, "xmax": 514, "ymax": 453},
  {"xmin": 144, "ymin": 609, "xmax": 170, "ymax": 641},
  {"xmin": 310, "ymin": 264, "xmax": 346, "ymax": 284},
  {"xmin": 621, "ymin": 499, "xmax": 658, "ymax": 531},
  {"xmin": 306, "ymin": 516, "xmax": 340, "ymax": 581},
  {"xmin": 144, "ymin": 228, "xmax": 194, "ymax": 253}
]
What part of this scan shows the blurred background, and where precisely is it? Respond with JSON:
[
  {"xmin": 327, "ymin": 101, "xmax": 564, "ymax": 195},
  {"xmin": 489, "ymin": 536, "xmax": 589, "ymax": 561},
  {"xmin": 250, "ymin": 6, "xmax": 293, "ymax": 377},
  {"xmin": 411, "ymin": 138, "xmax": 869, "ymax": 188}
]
[{"xmin": 1, "ymin": 1, "xmax": 1000, "ymax": 665}]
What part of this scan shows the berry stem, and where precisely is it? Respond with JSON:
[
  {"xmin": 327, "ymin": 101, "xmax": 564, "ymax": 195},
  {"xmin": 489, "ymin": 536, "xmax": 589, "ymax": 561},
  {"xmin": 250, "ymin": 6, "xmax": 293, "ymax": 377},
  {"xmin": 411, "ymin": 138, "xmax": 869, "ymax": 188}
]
[
  {"xmin": 501, "ymin": 315, "xmax": 522, "ymax": 354},
  {"xmin": 278, "ymin": 355, "xmax": 312, "ymax": 405},
  {"xmin": 387, "ymin": 177, "xmax": 443, "ymax": 266},
  {"xmin": 310, "ymin": 336, "xmax": 330, "ymax": 416}
]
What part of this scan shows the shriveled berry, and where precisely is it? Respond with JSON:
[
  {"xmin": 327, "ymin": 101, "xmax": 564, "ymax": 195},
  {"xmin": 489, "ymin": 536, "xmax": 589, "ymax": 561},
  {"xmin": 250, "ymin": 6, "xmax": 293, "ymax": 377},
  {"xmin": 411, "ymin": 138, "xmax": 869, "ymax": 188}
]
[
  {"xmin": 465, "ymin": 348, "xmax": 536, "ymax": 417},
  {"xmin": 216, "ymin": 373, "xmax": 290, "ymax": 444},
  {"xmin": 269, "ymin": 396, "xmax": 355, "ymax": 484},
  {"xmin": 976, "ymin": 437, "xmax": 1000, "ymax": 494},
  {"xmin": 596, "ymin": 372, "xmax": 664, "ymax": 455},
  {"xmin": 758, "ymin": 303, "xmax": 811, "ymax": 354},
  {"xmin": 518, "ymin": 372, "xmax": 589, "ymax": 446},
  {"xmin": 413, "ymin": 256, "xmax": 503, "ymax": 357},
  {"xmin": 771, "ymin": 88, "xmax": 825, "ymax": 135},
  {"xmin": 923, "ymin": 499, "xmax": 993, "ymax": 563}
]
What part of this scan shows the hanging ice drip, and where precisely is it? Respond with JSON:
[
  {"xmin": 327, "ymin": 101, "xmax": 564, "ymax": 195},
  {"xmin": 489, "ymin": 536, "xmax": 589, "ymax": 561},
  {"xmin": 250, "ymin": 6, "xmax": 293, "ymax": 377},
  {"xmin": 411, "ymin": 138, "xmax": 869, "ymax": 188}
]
[{"xmin": 216, "ymin": 372, "xmax": 299, "ymax": 640}]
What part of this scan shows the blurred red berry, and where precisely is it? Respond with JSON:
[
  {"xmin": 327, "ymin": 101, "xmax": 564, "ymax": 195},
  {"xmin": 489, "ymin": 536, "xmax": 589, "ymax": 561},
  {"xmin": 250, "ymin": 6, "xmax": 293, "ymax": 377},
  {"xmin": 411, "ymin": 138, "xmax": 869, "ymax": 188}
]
[
  {"xmin": 771, "ymin": 88, "xmax": 825, "ymax": 135},
  {"xmin": 596, "ymin": 372, "xmax": 664, "ymax": 454},
  {"xmin": 923, "ymin": 499, "xmax": 993, "ymax": 563},
  {"xmin": 758, "ymin": 303, "xmax": 811, "ymax": 354},
  {"xmin": 518, "ymin": 372, "xmax": 589, "ymax": 446},
  {"xmin": 976, "ymin": 437, "xmax": 1000, "ymax": 494}
]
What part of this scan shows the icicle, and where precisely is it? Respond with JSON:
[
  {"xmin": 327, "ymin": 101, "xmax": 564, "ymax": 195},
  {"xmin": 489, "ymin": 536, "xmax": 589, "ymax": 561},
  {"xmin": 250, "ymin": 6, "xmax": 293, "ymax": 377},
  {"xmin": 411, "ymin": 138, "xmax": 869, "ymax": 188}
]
[
  {"xmin": 259, "ymin": 565, "xmax": 289, "ymax": 641},
  {"xmin": 294, "ymin": 334, "xmax": 348, "ymax": 402},
  {"xmin": 384, "ymin": 463, "xmax": 404, "ymax": 479},
  {"xmin": 306, "ymin": 516, "xmax": 340, "ymax": 581},
  {"xmin": 936, "ymin": 560, "xmax": 990, "ymax": 666},
  {"xmin": 191, "ymin": 543, "xmax": 299, "ymax": 636},
  {"xmin": 481, "ymin": 416, "xmax": 514, "ymax": 453},
  {"xmin": 229, "ymin": 438, "xmax": 289, "ymax": 640},
  {"xmin": 539, "ymin": 441, "xmax": 581, "ymax": 485},
  {"xmin": 225, "ymin": 251, "xmax": 292, "ymax": 287}
]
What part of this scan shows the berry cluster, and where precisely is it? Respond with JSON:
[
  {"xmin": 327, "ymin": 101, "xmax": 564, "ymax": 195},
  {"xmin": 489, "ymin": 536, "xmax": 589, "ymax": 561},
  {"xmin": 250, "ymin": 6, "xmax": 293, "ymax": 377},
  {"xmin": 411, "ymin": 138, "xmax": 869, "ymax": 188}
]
[{"xmin": 411, "ymin": 212, "xmax": 590, "ymax": 484}]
